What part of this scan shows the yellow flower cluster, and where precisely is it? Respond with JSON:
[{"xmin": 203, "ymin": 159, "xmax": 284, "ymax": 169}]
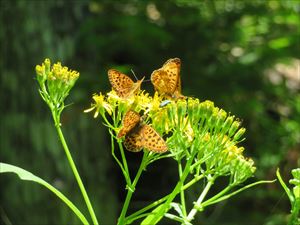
[
  {"xmin": 36, "ymin": 58, "xmax": 79, "ymax": 83},
  {"xmin": 85, "ymin": 59, "xmax": 255, "ymax": 182},
  {"xmin": 35, "ymin": 58, "xmax": 80, "ymax": 109},
  {"xmin": 85, "ymin": 89, "xmax": 165, "ymax": 120}
]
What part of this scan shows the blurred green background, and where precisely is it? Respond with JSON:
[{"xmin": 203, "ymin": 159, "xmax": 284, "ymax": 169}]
[{"xmin": 1, "ymin": 0, "xmax": 299, "ymax": 224}]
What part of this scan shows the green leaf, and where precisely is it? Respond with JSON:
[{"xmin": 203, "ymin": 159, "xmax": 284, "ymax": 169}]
[{"xmin": 0, "ymin": 162, "xmax": 89, "ymax": 225}]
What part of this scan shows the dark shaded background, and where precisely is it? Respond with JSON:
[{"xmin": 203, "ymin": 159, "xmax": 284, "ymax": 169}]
[{"xmin": 1, "ymin": 0, "xmax": 299, "ymax": 224}]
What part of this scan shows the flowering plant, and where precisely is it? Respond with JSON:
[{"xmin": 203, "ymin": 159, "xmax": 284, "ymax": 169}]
[
  {"xmin": 85, "ymin": 86, "xmax": 265, "ymax": 225},
  {"xmin": 0, "ymin": 58, "xmax": 278, "ymax": 225}
]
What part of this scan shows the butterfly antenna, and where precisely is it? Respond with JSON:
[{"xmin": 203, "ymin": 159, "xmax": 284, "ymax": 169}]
[
  {"xmin": 131, "ymin": 69, "xmax": 150, "ymax": 82},
  {"xmin": 131, "ymin": 69, "xmax": 139, "ymax": 81}
]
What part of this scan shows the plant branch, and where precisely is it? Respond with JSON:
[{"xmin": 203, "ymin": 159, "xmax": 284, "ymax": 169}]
[
  {"xmin": 178, "ymin": 162, "xmax": 187, "ymax": 217},
  {"xmin": 118, "ymin": 152, "xmax": 148, "ymax": 225},
  {"xmin": 186, "ymin": 175, "xmax": 215, "ymax": 222},
  {"xmin": 147, "ymin": 153, "xmax": 196, "ymax": 224},
  {"xmin": 202, "ymin": 179, "xmax": 276, "ymax": 207},
  {"xmin": 126, "ymin": 174, "xmax": 205, "ymax": 224},
  {"xmin": 54, "ymin": 113, "xmax": 99, "ymax": 225}
]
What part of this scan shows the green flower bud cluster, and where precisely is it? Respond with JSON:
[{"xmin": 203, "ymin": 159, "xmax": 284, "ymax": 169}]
[{"xmin": 156, "ymin": 98, "xmax": 255, "ymax": 184}]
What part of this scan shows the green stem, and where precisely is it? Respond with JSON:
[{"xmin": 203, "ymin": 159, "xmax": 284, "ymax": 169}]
[
  {"xmin": 54, "ymin": 112, "xmax": 99, "ymax": 225},
  {"xmin": 126, "ymin": 196, "xmax": 168, "ymax": 224},
  {"xmin": 178, "ymin": 162, "xmax": 187, "ymax": 217},
  {"xmin": 118, "ymin": 152, "xmax": 148, "ymax": 225},
  {"xmin": 118, "ymin": 140, "xmax": 132, "ymax": 186},
  {"xmin": 126, "ymin": 174, "xmax": 205, "ymax": 224},
  {"xmin": 276, "ymin": 169, "xmax": 299, "ymax": 225},
  {"xmin": 110, "ymin": 130, "xmax": 125, "ymax": 174},
  {"xmin": 118, "ymin": 189, "xmax": 134, "ymax": 225},
  {"xmin": 288, "ymin": 198, "xmax": 300, "ymax": 225},
  {"xmin": 201, "ymin": 183, "xmax": 232, "ymax": 207},
  {"xmin": 183, "ymin": 174, "xmax": 205, "ymax": 190},
  {"xmin": 186, "ymin": 176, "xmax": 215, "ymax": 222},
  {"xmin": 111, "ymin": 111, "xmax": 132, "ymax": 187},
  {"xmin": 148, "ymin": 154, "xmax": 195, "ymax": 224},
  {"xmin": 202, "ymin": 179, "xmax": 276, "ymax": 207},
  {"xmin": 277, "ymin": 168, "xmax": 294, "ymax": 204}
]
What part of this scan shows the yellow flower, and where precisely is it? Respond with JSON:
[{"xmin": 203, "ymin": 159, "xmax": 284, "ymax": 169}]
[
  {"xmin": 183, "ymin": 119, "xmax": 194, "ymax": 142},
  {"xmin": 84, "ymin": 92, "xmax": 112, "ymax": 117},
  {"xmin": 51, "ymin": 62, "xmax": 79, "ymax": 83},
  {"xmin": 147, "ymin": 92, "xmax": 163, "ymax": 112},
  {"xmin": 135, "ymin": 91, "xmax": 153, "ymax": 112},
  {"xmin": 107, "ymin": 90, "xmax": 136, "ymax": 111}
]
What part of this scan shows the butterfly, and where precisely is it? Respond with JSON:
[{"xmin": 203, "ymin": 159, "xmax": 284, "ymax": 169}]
[
  {"xmin": 117, "ymin": 110, "xmax": 168, "ymax": 153},
  {"xmin": 108, "ymin": 69, "xmax": 144, "ymax": 98},
  {"xmin": 151, "ymin": 58, "xmax": 184, "ymax": 99}
]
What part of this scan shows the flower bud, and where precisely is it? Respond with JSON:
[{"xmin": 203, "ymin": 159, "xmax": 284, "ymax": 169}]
[
  {"xmin": 233, "ymin": 128, "xmax": 246, "ymax": 142},
  {"xmin": 223, "ymin": 116, "xmax": 233, "ymax": 135},
  {"xmin": 228, "ymin": 120, "xmax": 241, "ymax": 138}
]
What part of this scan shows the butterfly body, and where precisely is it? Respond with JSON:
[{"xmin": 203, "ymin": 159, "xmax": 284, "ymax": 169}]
[
  {"xmin": 118, "ymin": 110, "xmax": 168, "ymax": 153},
  {"xmin": 124, "ymin": 124, "xmax": 168, "ymax": 153},
  {"xmin": 108, "ymin": 69, "xmax": 144, "ymax": 98}
]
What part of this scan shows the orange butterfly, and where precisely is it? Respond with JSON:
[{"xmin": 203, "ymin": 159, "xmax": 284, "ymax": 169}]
[
  {"xmin": 108, "ymin": 69, "xmax": 144, "ymax": 98},
  {"xmin": 151, "ymin": 58, "xmax": 184, "ymax": 99},
  {"xmin": 117, "ymin": 110, "xmax": 168, "ymax": 153}
]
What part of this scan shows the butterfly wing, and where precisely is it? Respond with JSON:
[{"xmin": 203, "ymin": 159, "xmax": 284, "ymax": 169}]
[
  {"xmin": 175, "ymin": 67, "xmax": 181, "ymax": 93},
  {"xmin": 124, "ymin": 127, "xmax": 143, "ymax": 152},
  {"xmin": 108, "ymin": 69, "xmax": 135, "ymax": 97},
  {"xmin": 151, "ymin": 69, "xmax": 169, "ymax": 93},
  {"xmin": 117, "ymin": 110, "xmax": 141, "ymax": 138},
  {"xmin": 151, "ymin": 58, "xmax": 181, "ymax": 96},
  {"xmin": 163, "ymin": 58, "xmax": 181, "ymax": 94},
  {"xmin": 140, "ymin": 125, "xmax": 168, "ymax": 153}
]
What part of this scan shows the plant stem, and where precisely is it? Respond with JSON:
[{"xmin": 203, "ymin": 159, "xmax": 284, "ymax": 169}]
[
  {"xmin": 277, "ymin": 169, "xmax": 294, "ymax": 204},
  {"xmin": 118, "ymin": 141, "xmax": 132, "ymax": 186},
  {"xmin": 186, "ymin": 176, "xmax": 214, "ymax": 222},
  {"xmin": 183, "ymin": 175, "xmax": 205, "ymax": 190},
  {"xmin": 148, "ymin": 154, "xmax": 195, "ymax": 224},
  {"xmin": 288, "ymin": 198, "xmax": 300, "ymax": 225},
  {"xmin": 118, "ymin": 189, "xmax": 134, "ymax": 225},
  {"xmin": 110, "ymin": 130, "xmax": 125, "ymax": 174},
  {"xmin": 126, "ymin": 174, "xmax": 205, "ymax": 224},
  {"xmin": 178, "ymin": 162, "xmax": 187, "ymax": 217},
  {"xmin": 201, "ymin": 184, "xmax": 232, "ymax": 207},
  {"xmin": 54, "ymin": 112, "xmax": 99, "ymax": 225},
  {"xmin": 126, "ymin": 196, "xmax": 169, "ymax": 224},
  {"xmin": 201, "ymin": 179, "xmax": 276, "ymax": 208},
  {"xmin": 118, "ymin": 152, "xmax": 148, "ymax": 225}
]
